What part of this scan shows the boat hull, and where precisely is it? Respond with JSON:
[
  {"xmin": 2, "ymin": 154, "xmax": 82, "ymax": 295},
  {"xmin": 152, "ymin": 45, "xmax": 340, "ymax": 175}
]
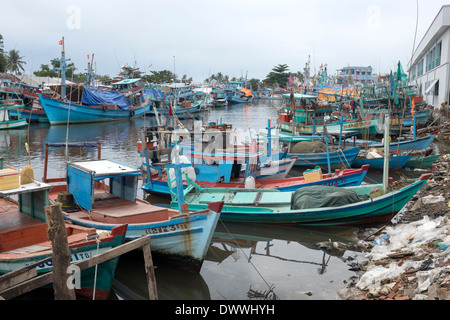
[
  {"xmin": 352, "ymin": 154, "xmax": 412, "ymax": 169},
  {"xmin": 63, "ymin": 209, "xmax": 220, "ymax": 273},
  {"xmin": 287, "ymin": 147, "xmax": 360, "ymax": 168},
  {"xmin": 0, "ymin": 225, "xmax": 127, "ymax": 300},
  {"xmin": 172, "ymin": 178, "xmax": 428, "ymax": 226},
  {"xmin": 39, "ymin": 94, "xmax": 150, "ymax": 125}
]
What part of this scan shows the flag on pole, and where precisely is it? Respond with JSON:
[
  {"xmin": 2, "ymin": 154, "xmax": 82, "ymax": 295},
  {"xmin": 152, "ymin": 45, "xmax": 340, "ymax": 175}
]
[
  {"xmin": 289, "ymin": 74, "xmax": 294, "ymax": 85},
  {"xmin": 59, "ymin": 40, "xmax": 63, "ymax": 45},
  {"xmin": 168, "ymin": 104, "xmax": 173, "ymax": 116},
  {"xmin": 411, "ymin": 99, "xmax": 415, "ymax": 117}
]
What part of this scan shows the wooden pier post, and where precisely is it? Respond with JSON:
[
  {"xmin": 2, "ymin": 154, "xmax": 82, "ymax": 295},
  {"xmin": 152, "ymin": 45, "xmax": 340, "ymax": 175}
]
[
  {"xmin": 142, "ymin": 243, "xmax": 158, "ymax": 300},
  {"xmin": 45, "ymin": 204, "xmax": 76, "ymax": 300}
]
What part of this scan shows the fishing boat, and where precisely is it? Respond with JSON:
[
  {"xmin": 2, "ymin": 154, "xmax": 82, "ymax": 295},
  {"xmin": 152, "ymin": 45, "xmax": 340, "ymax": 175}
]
[
  {"xmin": 404, "ymin": 149, "xmax": 441, "ymax": 169},
  {"xmin": 286, "ymin": 144, "xmax": 361, "ymax": 168},
  {"xmin": 224, "ymin": 81, "xmax": 253, "ymax": 104},
  {"xmin": 167, "ymin": 166, "xmax": 430, "ymax": 226},
  {"xmin": 38, "ymin": 40, "xmax": 151, "ymax": 125},
  {"xmin": 351, "ymin": 150, "xmax": 412, "ymax": 169},
  {"xmin": 48, "ymin": 159, "xmax": 223, "ymax": 273},
  {"xmin": 345, "ymin": 131, "xmax": 438, "ymax": 151},
  {"xmin": 1, "ymin": 80, "xmax": 49, "ymax": 123},
  {"xmin": 0, "ymin": 92, "xmax": 28, "ymax": 129},
  {"xmin": 39, "ymin": 79, "xmax": 151, "ymax": 125},
  {"xmin": 0, "ymin": 175, "xmax": 127, "ymax": 300},
  {"xmin": 278, "ymin": 93, "xmax": 383, "ymax": 136}
]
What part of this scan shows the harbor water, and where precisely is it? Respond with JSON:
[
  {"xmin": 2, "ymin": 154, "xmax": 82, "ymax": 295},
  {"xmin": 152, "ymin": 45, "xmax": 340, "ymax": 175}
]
[{"xmin": 0, "ymin": 100, "xmax": 433, "ymax": 300}]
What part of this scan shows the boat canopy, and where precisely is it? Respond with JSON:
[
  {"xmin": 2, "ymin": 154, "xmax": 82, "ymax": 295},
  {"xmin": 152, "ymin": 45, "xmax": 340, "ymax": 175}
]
[
  {"xmin": 240, "ymin": 88, "xmax": 252, "ymax": 96},
  {"xmin": 112, "ymin": 78, "xmax": 141, "ymax": 86},
  {"xmin": 82, "ymin": 87, "xmax": 129, "ymax": 109}
]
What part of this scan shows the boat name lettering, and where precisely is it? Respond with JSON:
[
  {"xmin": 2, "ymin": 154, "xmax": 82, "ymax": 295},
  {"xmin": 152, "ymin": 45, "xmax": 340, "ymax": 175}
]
[
  {"xmin": 33, "ymin": 252, "xmax": 92, "ymax": 269},
  {"xmin": 320, "ymin": 178, "xmax": 346, "ymax": 187},
  {"xmin": 146, "ymin": 223, "xmax": 188, "ymax": 235}
]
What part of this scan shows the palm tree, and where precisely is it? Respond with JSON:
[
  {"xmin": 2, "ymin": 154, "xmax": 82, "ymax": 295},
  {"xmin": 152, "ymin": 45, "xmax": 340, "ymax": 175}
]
[{"xmin": 6, "ymin": 49, "xmax": 26, "ymax": 74}]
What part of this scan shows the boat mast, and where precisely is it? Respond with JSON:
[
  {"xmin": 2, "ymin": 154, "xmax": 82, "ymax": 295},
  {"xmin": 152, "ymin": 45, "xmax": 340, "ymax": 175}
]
[
  {"xmin": 383, "ymin": 114, "xmax": 390, "ymax": 193},
  {"xmin": 54, "ymin": 37, "xmax": 71, "ymax": 101}
]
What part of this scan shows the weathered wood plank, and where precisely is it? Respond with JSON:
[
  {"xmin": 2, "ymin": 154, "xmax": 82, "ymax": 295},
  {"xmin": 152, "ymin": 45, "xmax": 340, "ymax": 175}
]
[
  {"xmin": 45, "ymin": 204, "xmax": 76, "ymax": 300},
  {"xmin": 142, "ymin": 243, "xmax": 158, "ymax": 300}
]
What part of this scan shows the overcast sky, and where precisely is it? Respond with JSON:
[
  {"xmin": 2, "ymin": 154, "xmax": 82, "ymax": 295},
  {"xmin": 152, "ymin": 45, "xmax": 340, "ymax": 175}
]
[{"xmin": 1, "ymin": 0, "xmax": 448, "ymax": 82}]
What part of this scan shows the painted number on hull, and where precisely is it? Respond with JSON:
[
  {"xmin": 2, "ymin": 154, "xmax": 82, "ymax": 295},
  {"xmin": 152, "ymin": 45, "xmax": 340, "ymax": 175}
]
[{"xmin": 146, "ymin": 223, "xmax": 189, "ymax": 235}]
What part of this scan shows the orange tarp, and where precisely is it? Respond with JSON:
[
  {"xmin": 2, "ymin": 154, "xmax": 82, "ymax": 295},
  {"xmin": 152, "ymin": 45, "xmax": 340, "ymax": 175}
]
[{"xmin": 240, "ymin": 88, "xmax": 252, "ymax": 96}]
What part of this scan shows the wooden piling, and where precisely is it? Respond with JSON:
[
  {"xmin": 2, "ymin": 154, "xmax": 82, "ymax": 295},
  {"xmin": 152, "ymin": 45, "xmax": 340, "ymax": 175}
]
[
  {"xmin": 45, "ymin": 204, "xmax": 76, "ymax": 300},
  {"xmin": 142, "ymin": 243, "xmax": 158, "ymax": 300}
]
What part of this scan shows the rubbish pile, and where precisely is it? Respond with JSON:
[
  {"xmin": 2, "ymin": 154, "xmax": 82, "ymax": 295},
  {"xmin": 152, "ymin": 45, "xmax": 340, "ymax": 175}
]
[{"xmin": 330, "ymin": 153, "xmax": 450, "ymax": 300}]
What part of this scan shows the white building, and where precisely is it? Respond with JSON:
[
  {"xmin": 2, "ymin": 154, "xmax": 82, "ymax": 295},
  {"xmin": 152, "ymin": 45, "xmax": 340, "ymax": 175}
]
[{"xmin": 408, "ymin": 5, "xmax": 450, "ymax": 108}]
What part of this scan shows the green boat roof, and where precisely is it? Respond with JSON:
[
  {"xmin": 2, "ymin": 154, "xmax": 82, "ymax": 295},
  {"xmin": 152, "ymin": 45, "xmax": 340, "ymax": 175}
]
[
  {"xmin": 281, "ymin": 93, "xmax": 318, "ymax": 100},
  {"xmin": 112, "ymin": 78, "xmax": 141, "ymax": 86}
]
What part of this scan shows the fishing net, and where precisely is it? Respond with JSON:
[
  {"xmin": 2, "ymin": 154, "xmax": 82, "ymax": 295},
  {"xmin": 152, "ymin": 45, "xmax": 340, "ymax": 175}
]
[
  {"xmin": 291, "ymin": 185, "xmax": 369, "ymax": 210},
  {"xmin": 290, "ymin": 141, "xmax": 327, "ymax": 154}
]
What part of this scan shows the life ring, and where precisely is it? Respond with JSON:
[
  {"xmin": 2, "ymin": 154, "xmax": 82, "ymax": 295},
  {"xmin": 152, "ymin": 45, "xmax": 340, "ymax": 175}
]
[
  {"xmin": 130, "ymin": 110, "xmax": 135, "ymax": 117},
  {"xmin": 102, "ymin": 105, "xmax": 108, "ymax": 112}
]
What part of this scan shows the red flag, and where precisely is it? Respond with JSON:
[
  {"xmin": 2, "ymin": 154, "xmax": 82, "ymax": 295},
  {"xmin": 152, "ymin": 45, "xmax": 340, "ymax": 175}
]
[
  {"xmin": 411, "ymin": 99, "xmax": 415, "ymax": 117},
  {"xmin": 168, "ymin": 104, "xmax": 173, "ymax": 116},
  {"xmin": 59, "ymin": 40, "xmax": 63, "ymax": 45}
]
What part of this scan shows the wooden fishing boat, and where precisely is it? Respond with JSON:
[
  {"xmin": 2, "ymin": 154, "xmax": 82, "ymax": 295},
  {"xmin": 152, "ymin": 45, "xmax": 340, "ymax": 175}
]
[
  {"xmin": 48, "ymin": 159, "xmax": 223, "ymax": 273},
  {"xmin": 224, "ymin": 81, "xmax": 253, "ymax": 104},
  {"xmin": 0, "ymin": 178, "xmax": 127, "ymax": 300},
  {"xmin": 167, "ymin": 165, "xmax": 430, "ymax": 226},
  {"xmin": 39, "ymin": 82, "xmax": 151, "ymax": 125},
  {"xmin": 38, "ymin": 42, "xmax": 151, "ymax": 125},
  {"xmin": 0, "ymin": 92, "xmax": 28, "ymax": 129},
  {"xmin": 345, "ymin": 132, "xmax": 438, "ymax": 151},
  {"xmin": 404, "ymin": 149, "xmax": 440, "ymax": 169},
  {"xmin": 1, "ymin": 81, "xmax": 49, "ymax": 123},
  {"xmin": 287, "ymin": 146, "xmax": 361, "ymax": 168},
  {"xmin": 351, "ymin": 152, "xmax": 412, "ymax": 169}
]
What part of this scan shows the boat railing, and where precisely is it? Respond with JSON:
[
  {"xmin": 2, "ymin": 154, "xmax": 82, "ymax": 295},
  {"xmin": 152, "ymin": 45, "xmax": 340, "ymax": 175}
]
[{"xmin": 0, "ymin": 98, "xmax": 25, "ymax": 109}]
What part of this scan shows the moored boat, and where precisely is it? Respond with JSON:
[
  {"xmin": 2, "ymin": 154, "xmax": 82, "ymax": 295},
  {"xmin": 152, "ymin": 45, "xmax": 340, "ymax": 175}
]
[
  {"xmin": 48, "ymin": 159, "xmax": 223, "ymax": 273},
  {"xmin": 0, "ymin": 175, "xmax": 127, "ymax": 300}
]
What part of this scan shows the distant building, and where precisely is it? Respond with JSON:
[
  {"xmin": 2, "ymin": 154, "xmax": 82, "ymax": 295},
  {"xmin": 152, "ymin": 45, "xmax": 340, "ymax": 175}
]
[
  {"xmin": 336, "ymin": 66, "xmax": 376, "ymax": 84},
  {"xmin": 408, "ymin": 5, "xmax": 450, "ymax": 108}
]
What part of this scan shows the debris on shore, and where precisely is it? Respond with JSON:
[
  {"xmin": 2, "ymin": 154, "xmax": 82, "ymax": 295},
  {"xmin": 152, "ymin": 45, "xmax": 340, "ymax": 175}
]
[{"xmin": 320, "ymin": 147, "xmax": 450, "ymax": 300}]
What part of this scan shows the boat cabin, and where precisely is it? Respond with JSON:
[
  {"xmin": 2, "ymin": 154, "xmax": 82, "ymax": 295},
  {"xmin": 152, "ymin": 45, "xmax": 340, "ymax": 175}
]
[{"xmin": 66, "ymin": 160, "xmax": 141, "ymax": 212}]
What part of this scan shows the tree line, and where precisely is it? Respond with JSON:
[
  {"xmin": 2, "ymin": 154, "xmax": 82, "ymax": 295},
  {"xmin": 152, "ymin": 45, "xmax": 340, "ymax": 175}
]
[{"xmin": 1, "ymin": 34, "xmax": 303, "ymax": 88}]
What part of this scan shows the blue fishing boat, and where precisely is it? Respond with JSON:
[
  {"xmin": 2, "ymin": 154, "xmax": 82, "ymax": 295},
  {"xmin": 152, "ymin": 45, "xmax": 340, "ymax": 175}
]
[
  {"xmin": 351, "ymin": 153, "xmax": 412, "ymax": 169},
  {"xmin": 39, "ymin": 40, "xmax": 151, "ymax": 125},
  {"xmin": 224, "ymin": 81, "xmax": 253, "ymax": 104},
  {"xmin": 345, "ymin": 132, "xmax": 438, "ymax": 151},
  {"xmin": 39, "ymin": 81, "xmax": 151, "ymax": 125},
  {"xmin": 287, "ymin": 146, "xmax": 360, "ymax": 168},
  {"xmin": 50, "ymin": 159, "xmax": 222, "ymax": 273}
]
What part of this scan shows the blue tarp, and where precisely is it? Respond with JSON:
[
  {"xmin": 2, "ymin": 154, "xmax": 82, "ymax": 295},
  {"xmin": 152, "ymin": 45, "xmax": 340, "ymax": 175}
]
[
  {"xmin": 82, "ymin": 87, "xmax": 129, "ymax": 110},
  {"xmin": 146, "ymin": 88, "xmax": 164, "ymax": 100}
]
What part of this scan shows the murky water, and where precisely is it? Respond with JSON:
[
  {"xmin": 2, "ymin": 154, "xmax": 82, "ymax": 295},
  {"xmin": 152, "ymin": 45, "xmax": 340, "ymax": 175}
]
[{"xmin": 2, "ymin": 100, "xmax": 429, "ymax": 300}]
